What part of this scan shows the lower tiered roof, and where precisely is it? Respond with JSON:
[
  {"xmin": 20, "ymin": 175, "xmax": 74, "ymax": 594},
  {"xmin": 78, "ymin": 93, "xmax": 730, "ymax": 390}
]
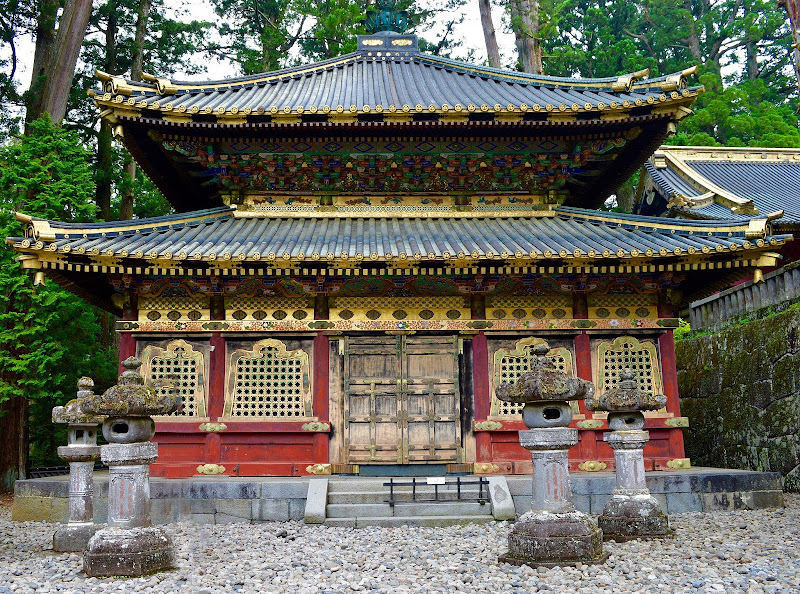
[{"xmin": 9, "ymin": 206, "xmax": 788, "ymax": 265}]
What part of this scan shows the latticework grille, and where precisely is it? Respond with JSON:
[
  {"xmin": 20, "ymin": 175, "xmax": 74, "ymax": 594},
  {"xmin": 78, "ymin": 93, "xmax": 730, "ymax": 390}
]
[
  {"xmin": 597, "ymin": 336, "xmax": 662, "ymax": 398},
  {"xmin": 225, "ymin": 339, "xmax": 311, "ymax": 418},
  {"xmin": 141, "ymin": 340, "xmax": 206, "ymax": 417},
  {"xmin": 330, "ymin": 296, "xmax": 469, "ymax": 321},
  {"xmin": 331, "ymin": 296, "xmax": 467, "ymax": 309},
  {"xmin": 587, "ymin": 293, "xmax": 657, "ymax": 307},
  {"xmin": 489, "ymin": 295, "xmax": 570, "ymax": 308},
  {"xmin": 491, "ymin": 338, "xmax": 574, "ymax": 416}
]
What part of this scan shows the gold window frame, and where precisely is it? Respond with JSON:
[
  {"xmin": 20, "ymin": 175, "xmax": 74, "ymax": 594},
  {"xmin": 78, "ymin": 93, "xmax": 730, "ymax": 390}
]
[
  {"xmin": 141, "ymin": 339, "xmax": 208, "ymax": 419},
  {"xmin": 595, "ymin": 335, "xmax": 665, "ymax": 413},
  {"xmin": 490, "ymin": 337, "xmax": 577, "ymax": 417},
  {"xmin": 224, "ymin": 338, "xmax": 313, "ymax": 419}
]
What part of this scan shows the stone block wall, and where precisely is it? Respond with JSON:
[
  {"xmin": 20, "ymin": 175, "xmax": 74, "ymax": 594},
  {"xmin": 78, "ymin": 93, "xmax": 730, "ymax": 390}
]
[
  {"xmin": 677, "ymin": 306, "xmax": 800, "ymax": 491},
  {"xmin": 12, "ymin": 476, "xmax": 309, "ymax": 524}
]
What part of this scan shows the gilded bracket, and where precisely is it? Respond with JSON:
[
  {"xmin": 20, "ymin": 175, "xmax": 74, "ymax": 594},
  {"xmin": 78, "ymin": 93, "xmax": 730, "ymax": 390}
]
[
  {"xmin": 578, "ymin": 461, "xmax": 607, "ymax": 472},
  {"xmin": 474, "ymin": 420, "xmax": 503, "ymax": 431},
  {"xmin": 473, "ymin": 463, "xmax": 500, "ymax": 474},
  {"xmin": 305, "ymin": 463, "xmax": 332, "ymax": 475},
  {"xmin": 666, "ymin": 458, "xmax": 691, "ymax": 469},
  {"xmin": 199, "ymin": 422, "xmax": 228, "ymax": 432},
  {"xmin": 196, "ymin": 463, "xmax": 226, "ymax": 475},
  {"xmin": 577, "ymin": 419, "xmax": 604, "ymax": 429},
  {"xmin": 302, "ymin": 421, "xmax": 331, "ymax": 432},
  {"xmin": 664, "ymin": 417, "xmax": 689, "ymax": 428}
]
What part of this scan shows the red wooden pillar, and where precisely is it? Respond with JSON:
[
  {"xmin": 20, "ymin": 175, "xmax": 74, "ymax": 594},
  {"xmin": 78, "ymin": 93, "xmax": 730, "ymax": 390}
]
[
  {"xmin": 204, "ymin": 294, "xmax": 226, "ymax": 465},
  {"xmin": 118, "ymin": 297, "xmax": 137, "ymax": 375},
  {"xmin": 657, "ymin": 292, "xmax": 685, "ymax": 458},
  {"xmin": 573, "ymin": 331, "xmax": 598, "ymax": 461},
  {"xmin": 312, "ymin": 333, "xmax": 330, "ymax": 463},
  {"xmin": 659, "ymin": 330, "xmax": 685, "ymax": 455},
  {"xmin": 473, "ymin": 331, "xmax": 492, "ymax": 462}
]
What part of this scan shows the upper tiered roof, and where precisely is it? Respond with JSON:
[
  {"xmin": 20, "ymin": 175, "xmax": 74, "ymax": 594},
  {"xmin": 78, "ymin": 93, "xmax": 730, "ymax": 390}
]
[{"xmin": 91, "ymin": 32, "xmax": 702, "ymax": 212}]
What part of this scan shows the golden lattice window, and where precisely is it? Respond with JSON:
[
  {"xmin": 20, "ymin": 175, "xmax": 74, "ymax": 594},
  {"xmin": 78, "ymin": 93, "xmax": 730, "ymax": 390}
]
[
  {"xmin": 141, "ymin": 340, "xmax": 206, "ymax": 417},
  {"xmin": 596, "ymin": 336, "xmax": 662, "ymax": 397},
  {"xmin": 491, "ymin": 337, "xmax": 575, "ymax": 417},
  {"xmin": 224, "ymin": 339, "xmax": 311, "ymax": 418}
]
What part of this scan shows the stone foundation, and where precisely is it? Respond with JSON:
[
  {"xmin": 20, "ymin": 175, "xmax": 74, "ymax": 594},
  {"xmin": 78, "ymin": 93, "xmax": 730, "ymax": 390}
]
[{"xmin": 83, "ymin": 527, "xmax": 174, "ymax": 577}]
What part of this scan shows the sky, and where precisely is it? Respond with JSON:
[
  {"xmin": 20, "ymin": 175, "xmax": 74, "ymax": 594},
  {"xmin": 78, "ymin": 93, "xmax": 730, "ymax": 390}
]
[{"xmin": 11, "ymin": 0, "xmax": 519, "ymax": 93}]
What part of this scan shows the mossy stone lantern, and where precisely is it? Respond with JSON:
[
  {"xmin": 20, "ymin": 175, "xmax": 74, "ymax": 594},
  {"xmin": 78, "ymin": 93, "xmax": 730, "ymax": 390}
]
[
  {"xmin": 81, "ymin": 357, "xmax": 181, "ymax": 577},
  {"xmin": 51, "ymin": 377, "xmax": 104, "ymax": 552},
  {"xmin": 497, "ymin": 343, "xmax": 608, "ymax": 567},
  {"xmin": 586, "ymin": 368, "xmax": 670, "ymax": 540}
]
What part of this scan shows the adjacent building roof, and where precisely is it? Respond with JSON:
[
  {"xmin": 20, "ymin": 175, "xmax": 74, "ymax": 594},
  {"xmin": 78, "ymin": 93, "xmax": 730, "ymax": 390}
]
[{"xmin": 640, "ymin": 146, "xmax": 800, "ymax": 228}]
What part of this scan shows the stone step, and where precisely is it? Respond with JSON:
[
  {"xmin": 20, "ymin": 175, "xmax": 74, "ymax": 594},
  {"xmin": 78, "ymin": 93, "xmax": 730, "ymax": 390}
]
[
  {"xmin": 326, "ymin": 501, "xmax": 492, "ymax": 518},
  {"xmin": 325, "ymin": 503, "xmax": 393, "ymax": 518},
  {"xmin": 327, "ymin": 478, "xmax": 488, "ymax": 493},
  {"xmin": 327, "ymin": 490, "xmax": 488, "ymax": 505},
  {"xmin": 323, "ymin": 515, "xmax": 497, "ymax": 528}
]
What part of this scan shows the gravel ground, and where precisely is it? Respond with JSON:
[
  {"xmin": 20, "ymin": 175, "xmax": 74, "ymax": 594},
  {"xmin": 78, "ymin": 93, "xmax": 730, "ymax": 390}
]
[{"xmin": 1, "ymin": 495, "xmax": 799, "ymax": 594}]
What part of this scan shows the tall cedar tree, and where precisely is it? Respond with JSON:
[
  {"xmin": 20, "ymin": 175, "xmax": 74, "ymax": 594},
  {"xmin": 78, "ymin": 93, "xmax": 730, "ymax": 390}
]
[{"xmin": 0, "ymin": 118, "xmax": 118, "ymax": 490}]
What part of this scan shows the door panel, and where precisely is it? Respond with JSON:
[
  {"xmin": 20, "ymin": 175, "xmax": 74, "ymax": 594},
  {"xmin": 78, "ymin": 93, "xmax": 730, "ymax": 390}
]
[
  {"xmin": 344, "ymin": 334, "xmax": 461, "ymax": 464},
  {"xmin": 344, "ymin": 336, "xmax": 402, "ymax": 463}
]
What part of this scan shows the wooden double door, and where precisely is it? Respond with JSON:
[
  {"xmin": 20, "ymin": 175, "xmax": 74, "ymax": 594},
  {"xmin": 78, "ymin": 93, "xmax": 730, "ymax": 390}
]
[{"xmin": 344, "ymin": 334, "xmax": 462, "ymax": 464}]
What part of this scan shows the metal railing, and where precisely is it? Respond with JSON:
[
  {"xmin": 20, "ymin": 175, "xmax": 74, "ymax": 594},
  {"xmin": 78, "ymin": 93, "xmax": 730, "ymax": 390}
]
[{"xmin": 384, "ymin": 477, "xmax": 489, "ymax": 506}]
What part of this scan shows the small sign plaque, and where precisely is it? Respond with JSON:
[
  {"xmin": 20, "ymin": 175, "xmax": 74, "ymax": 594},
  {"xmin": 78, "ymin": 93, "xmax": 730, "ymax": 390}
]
[{"xmin": 426, "ymin": 477, "xmax": 446, "ymax": 485}]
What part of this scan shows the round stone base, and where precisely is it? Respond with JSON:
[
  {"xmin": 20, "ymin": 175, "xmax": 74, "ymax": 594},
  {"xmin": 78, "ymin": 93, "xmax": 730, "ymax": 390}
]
[
  {"xmin": 83, "ymin": 526, "xmax": 175, "ymax": 577},
  {"xmin": 499, "ymin": 510, "xmax": 607, "ymax": 567},
  {"xmin": 599, "ymin": 495, "xmax": 670, "ymax": 541},
  {"xmin": 53, "ymin": 522, "xmax": 102, "ymax": 553}
]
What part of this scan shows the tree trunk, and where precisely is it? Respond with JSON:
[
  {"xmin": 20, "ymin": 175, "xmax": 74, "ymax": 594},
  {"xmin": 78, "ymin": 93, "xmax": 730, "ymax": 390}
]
[
  {"xmin": 95, "ymin": 2, "xmax": 117, "ymax": 221},
  {"xmin": 683, "ymin": 0, "xmax": 702, "ymax": 63},
  {"xmin": 745, "ymin": 40, "xmax": 758, "ymax": 80},
  {"xmin": 24, "ymin": 0, "xmax": 59, "ymax": 130},
  {"xmin": 479, "ymin": 0, "xmax": 502, "ymax": 68},
  {"xmin": 780, "ymin": 0, "xmax": 800, "ymax": 95},
  {"xmin": 0, "ymin": 391, "xmax": 28, "ymax": 492},
  {"xmin": 38, "ymin": 0, "xmax": 93, "ymax": 124},
  {"xmin": 510, "ymin": 0, "xmax": 542, "ymax": 74},
  {"xmin": 120, "ymin": 0, "xmax": 152, "ymax": 221}
]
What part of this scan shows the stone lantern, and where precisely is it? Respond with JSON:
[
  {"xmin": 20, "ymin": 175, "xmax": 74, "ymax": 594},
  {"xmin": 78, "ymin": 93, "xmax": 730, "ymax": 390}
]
[
  {"xmin": 586, "ymin": 368, "xmax": 669, "ymax": 540},
  {"xmin": 51, "ymin": 377, "xmax": 104, "ymax": 552},
  {"xmin": 497, "ymin": 343, "xmax": 607, "ymax": 567},
  {"xmin": 81, "ymin": 357, "xmax": 181, "ymax": 577}
]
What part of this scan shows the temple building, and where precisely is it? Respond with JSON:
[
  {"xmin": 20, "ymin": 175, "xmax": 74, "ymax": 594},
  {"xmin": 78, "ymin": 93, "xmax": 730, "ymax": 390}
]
[{"xmin": 8, "ymin": 25, "xmax": 792, "ymax": 478}]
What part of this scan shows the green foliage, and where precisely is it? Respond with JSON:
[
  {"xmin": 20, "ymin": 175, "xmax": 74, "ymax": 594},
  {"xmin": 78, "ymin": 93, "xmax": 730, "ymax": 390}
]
[
  {"xmin": 0, "ymin": 117, "xmax": 117, "ymax": 464},
  {"xmin": 672, "ymin": 75, "xmax": 800, "ymax": 147}
]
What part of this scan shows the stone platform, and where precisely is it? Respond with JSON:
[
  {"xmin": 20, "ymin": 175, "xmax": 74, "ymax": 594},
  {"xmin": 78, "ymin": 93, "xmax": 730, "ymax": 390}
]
[{"xmin": 12, "ymin": 467, "xmax": 784, "ymax": 525}]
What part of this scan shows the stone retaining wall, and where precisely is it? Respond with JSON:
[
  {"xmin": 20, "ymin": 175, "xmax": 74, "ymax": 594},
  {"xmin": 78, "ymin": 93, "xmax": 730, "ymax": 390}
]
[{"xmin": 677, "ymin": 306, "xmax": 800, "ymax": 491}]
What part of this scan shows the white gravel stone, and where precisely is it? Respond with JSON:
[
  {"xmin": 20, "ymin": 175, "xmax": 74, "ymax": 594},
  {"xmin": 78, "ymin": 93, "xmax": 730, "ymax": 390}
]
[{"xmin": 1, "ymin": 495, "xmax": 799, "ymax": 593}]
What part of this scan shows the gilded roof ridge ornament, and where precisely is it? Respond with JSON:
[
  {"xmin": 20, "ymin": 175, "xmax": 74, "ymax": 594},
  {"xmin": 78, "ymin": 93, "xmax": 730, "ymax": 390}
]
[{"xmin": 364, "ymin": 0, "xmax": 409, "ymax": 34}]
